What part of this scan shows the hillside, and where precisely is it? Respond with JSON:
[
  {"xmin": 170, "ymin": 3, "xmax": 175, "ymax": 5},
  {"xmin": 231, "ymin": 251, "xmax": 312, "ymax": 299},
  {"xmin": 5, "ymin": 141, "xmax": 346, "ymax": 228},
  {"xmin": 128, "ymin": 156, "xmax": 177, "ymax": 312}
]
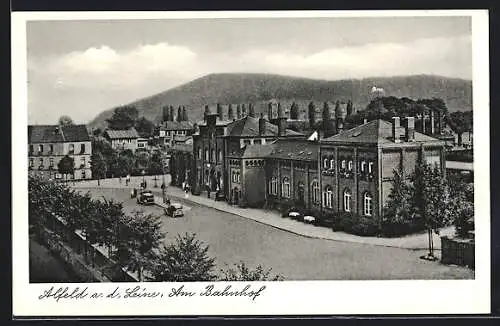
[{"xmin": 88, "ymin": 73, "xmax": 472, "ymax": 130}]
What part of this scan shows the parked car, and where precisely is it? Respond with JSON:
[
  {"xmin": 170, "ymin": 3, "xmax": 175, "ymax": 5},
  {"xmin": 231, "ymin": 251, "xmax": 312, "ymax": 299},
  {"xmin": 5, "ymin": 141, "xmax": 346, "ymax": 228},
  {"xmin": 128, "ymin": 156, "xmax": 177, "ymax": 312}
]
[
  {"xmin": 136, "ymin": 190, "xmax": 155, "ymax": 205},
  {"xmin": 165, "ymin": 203, "xmax": 184, "ymax": 217}
]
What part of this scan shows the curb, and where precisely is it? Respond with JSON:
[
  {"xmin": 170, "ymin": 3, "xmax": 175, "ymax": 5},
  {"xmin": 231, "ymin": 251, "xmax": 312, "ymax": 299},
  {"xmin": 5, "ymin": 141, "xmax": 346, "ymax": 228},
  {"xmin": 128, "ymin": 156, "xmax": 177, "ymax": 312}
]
[{"xmin": 74, "ymin": 185, "xmax": 440, "ymax": 251}]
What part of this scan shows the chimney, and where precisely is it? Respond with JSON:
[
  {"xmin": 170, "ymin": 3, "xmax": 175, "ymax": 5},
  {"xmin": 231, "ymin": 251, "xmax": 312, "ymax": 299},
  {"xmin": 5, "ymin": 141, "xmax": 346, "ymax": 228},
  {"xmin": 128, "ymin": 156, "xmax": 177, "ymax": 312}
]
[
  {"xmin": 216, "ymin": 103, "xmax": 223, "ymax": 120},
  {"xmin": 277, "ymin": 117, "xmax": 287, "ymax": 137},
  {"xmin": 277, "ymin": 102, "xmax": 283, "ymax": 118},
  {"xmin": 392, "ymin": 117, "xmax": 402, "ymax": 143},
  {"xmin": 437, "ymin": 111, "xmax": 443, "ymax": 134},
  {"xmin": 259, "ymin": 113, "xmax": 266, "ymax": 136},
  {"xmin": 404, "ymin": 116, "xmax": 415, "ymax": 142},
  {"xmin": 248, "ymin": 103, "xmax": 255, "ymax": 117}
]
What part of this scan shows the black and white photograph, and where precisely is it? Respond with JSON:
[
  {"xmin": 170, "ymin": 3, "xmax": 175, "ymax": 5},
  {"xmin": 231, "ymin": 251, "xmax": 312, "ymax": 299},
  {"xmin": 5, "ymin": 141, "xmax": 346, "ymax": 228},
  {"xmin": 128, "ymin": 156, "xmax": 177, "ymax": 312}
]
[{"xmin": 12, "ymin": 10, "xmax": 490, "ymax": 316}]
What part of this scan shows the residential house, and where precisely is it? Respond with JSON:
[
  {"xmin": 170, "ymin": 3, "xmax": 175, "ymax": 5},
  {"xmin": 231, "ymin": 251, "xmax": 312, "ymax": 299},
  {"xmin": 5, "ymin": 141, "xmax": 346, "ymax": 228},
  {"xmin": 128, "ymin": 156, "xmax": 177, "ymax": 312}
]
[{"xmin": 104, "ymin": 128, "xmax": 140, "ymax": 152}]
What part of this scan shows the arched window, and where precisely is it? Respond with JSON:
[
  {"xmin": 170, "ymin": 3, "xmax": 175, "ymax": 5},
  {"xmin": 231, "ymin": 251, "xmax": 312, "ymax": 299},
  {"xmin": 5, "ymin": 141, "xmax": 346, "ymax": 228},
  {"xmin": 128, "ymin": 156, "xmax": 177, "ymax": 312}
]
[
  {"xmin": 330, "ymin": 158, "xmax": 335, "ymax": 170},
  {"xmin": 212, "ymin": 149, "xmax": 216, "ymax": 162},
  {"xmin": 348, "ymin": 160, "xmax": 353, "ymax": 171},
  {"xmin": 323, "ymin": 185, "xmax": 333, "ymax": 208},
  {"xmin": 343, "ymin": 189, "xmax": 352, "ymax": 212},
  {"xmin": 218, "ymin": 149, "xmax": 223, "ymax": 163},
  {"xmin": 341, "ymin": 159, "xmax": 346, "ymax": 170},
  {"xmin": 311, "ymin": 180, "xmax": 320, "ymax": 204},
  {"xmin": 198, "ymin": 147, "xmax": 202, "ymax": 160},
  {"xmin": 236, "ymin": 172, "xmax": 240, "ymax": 183},
  {"xmin": 205, "ymin": 149, "xmax": 209, "ymax": 161},
  {"xmin": 282, "ymin": 177, "xmax": 291, "ymax": 198},
  {"xmin": 323, "ymin": 157, "xmax": 329, "ymax": 169},
  {"xmin": 364, "ymin": 192, "xmax": 373, "ymax": 216},
  {"xmin": 360, "ymin": 160, "xmax": 366, "ymax": 172},
  {"xmin": 368, "ymin": 161, "xmax": 374, "ymax": 174}
]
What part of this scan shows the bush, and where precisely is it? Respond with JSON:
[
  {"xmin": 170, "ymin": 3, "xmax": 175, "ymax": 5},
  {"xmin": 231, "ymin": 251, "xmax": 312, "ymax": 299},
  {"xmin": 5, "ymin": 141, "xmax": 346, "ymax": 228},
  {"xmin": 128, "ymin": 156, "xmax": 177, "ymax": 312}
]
[
  {"xmin": 220, "ymin": 262, "xmax": 284, "ymax": 281},
  {"xmin": 380, "ymin": 216, "xmax": 425, "ymax": 237},
  {"xmin": 334, "ymin": 212, "xmax": 379, "ymax": 236}
]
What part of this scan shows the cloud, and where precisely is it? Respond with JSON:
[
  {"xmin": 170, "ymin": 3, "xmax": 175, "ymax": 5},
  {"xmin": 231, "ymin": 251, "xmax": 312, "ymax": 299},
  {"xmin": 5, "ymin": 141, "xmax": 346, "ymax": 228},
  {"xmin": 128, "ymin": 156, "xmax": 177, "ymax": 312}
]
[{"xmin": 34, "ymin": 42, "xmax": 198, "ymax": 89}]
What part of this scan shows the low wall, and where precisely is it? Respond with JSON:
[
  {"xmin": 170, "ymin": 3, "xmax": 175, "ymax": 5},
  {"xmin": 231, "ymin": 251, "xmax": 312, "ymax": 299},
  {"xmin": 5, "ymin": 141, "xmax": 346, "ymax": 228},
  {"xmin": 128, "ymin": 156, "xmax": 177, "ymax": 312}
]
[{"xmin": 441, "ymin": 236, "xmax": 475, "ymax": 268}]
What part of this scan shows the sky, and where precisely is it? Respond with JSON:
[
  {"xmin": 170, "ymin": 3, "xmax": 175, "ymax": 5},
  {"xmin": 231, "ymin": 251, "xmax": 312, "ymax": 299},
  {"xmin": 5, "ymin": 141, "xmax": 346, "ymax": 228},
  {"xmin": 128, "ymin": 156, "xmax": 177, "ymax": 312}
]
[{"xmin": 26, "ymin": 16, "xmax": 472, "ymax": 124}]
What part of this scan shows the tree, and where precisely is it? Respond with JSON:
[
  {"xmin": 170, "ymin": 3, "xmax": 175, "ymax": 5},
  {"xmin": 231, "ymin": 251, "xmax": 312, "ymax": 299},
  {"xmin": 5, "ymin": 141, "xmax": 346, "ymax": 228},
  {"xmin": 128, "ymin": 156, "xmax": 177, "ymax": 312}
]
[
  {"xmin": 149, "ymin": 233, "xmax": 216, "ymax": 282},
  {"xmin": 92, "ymin": 128, "xmax": 102, "ymax": 137},
  {"xmin": 290, "ymin": 102, "xmax": 299, "ymax": 120},
  {"xmin": 58, "ymin": 115, "xmax": 74, "ymax": 126},
  {"xmin": 91, "ymin": 152, "xmax": 107, "ymax": 186},
  {"xmin": 220, "ymin": 262, "xmax": 284, "ymax": 281},
  {"xmin": 136, "ymin": 151, "xmax": 150, "ymax": 172},
  {"xmin": 57, "ymin": 155, "xmax": 74, "ymax": 182},
  {"xmin": 346, "ymin": 100, "xmax": 353, "ymax": 116},
  {"xmin": 413, "ymin": 160, "xmax": 452, "ymax": 260},
  {"xmin": 447, "ymin": 111, "xmax": 473, "ymax": 146},
  {"xmin": 162, "ymin": 106, "xmax": 170, "ymax": 122},
  {"xmin": 106, "ymin": 106, "xmax": 139, "ymax": 130},
  {"xmin": 148, "ymin": 151, "xmax": 164, "ymax": 175},
  {"xmin": 447, "ymin": 174, "xmax": 474, "ymax": 238},
  {"xmin": 227, "ymin": 104, "xmax": 234, "ymax": 120},
  {"xmin": 114, "ymin": 211, "xmax": 165, "ymax": 281},
  {"xmin": 113, "ymin": 151, "xmax": 135, "ymax": 177},
  {"xmin": 177, "ymin": 106, "xmax": 182, "ymax": 122},
  {"xmin": 236, "ymin": 104, "xmax": 241, "ymax": 118},
  {"xmin": 135, "ymin": 116, "xmax": 155, "ymax": 138},
  {"xmin": 182, "ymin": 106, "xmax": 188, "ymax": 121}
]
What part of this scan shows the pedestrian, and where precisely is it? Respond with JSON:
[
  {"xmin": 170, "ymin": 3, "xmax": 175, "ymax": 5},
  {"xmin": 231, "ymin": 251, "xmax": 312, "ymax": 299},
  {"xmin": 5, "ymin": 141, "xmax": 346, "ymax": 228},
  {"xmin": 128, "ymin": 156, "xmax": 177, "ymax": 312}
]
[
  {"xmin": 206, "ymin": 184, "xmax": 211, "ymax": 198},
  {"xmin": 119, "ymin": 175, "xmax": 122, "ymax": 184},
  {"xmin": 126, "ymin": 174, "xmax": 130, "ymax": 186}
]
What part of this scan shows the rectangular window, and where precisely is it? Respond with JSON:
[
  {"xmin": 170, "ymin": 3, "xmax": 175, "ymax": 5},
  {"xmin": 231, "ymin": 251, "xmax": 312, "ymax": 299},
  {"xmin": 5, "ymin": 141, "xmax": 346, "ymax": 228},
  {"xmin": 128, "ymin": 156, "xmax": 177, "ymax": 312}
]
[
  {"xmin": 81, "ymin": 157, "xmax": 86, "ymax": 166},
  {"xmin": 39, "ymin": 158, "xmax": 43, "ymax": 167},
  {"xmin": 254, "ymin": 139, "xmax": 262, "ymax": 145},
  {"xmin": 68, "ymin": 144, "xmax": 74, "ymax": 154},
  {"xmin": 29, "ymin": 158, "xmax": 34, "ymax": 167},
  {"xmin": 29, "ymin": 145, "xmax": 33, "ymax": 154},
  {"xmin": 82, "ymin": 170, "xmax": 86, "ymax": 179},
  {"xmin": 80, "ymin": 144, "xmax": 85, "ymax": 153},
  {"xmin": 49, "ymin": 144, "xmax": 54, "ymax": 153},
  {"xmin": 38, "ymin": 144, "xmax": 43, "ymax": 153},
  {"xmin": 49, "ymin": 158, "xmax": 54, "ymax": 167}
]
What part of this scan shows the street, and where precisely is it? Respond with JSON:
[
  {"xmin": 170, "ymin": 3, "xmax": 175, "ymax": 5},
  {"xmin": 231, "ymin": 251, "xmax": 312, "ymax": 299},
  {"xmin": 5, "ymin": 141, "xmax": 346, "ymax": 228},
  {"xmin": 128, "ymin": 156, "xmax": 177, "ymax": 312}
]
[{"xmin": 77, "ymin": 187, "xmax": 474, "ymax": 280}]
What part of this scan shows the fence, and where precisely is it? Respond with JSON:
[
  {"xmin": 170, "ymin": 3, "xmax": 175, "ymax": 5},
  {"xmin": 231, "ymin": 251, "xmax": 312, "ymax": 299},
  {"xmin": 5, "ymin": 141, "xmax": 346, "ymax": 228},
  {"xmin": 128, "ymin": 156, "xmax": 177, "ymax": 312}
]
[{"xmin": 441, "ymin": 236, "xmax": 475, "ymax": 268}]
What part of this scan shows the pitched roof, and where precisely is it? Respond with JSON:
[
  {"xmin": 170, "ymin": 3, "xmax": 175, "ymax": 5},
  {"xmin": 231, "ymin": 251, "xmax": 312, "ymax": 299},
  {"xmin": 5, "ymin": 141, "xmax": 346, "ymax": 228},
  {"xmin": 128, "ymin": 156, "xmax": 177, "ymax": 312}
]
[
  {"xmin": 28, "ymin": 124, "xmax": 90, "ymax": 143},
  {"xmin": 197, "ymin": 119, "xmax": 234, "ymax": 127},
  {"xmin": 162, "ymin": 121, "xmax": 194, "ymax": 131},
  {"xmin": 320, "ymin": 119, "xmax": 443, "ymax": 147},
  {"xmin": 226, "ymin": 116, "xmax": 303, "ymax": 137},
  {"xmin": 267, "ymin": 139, "xmax": 319, "ymax": 161},
  {"xmin": 104, "ymin": 128, "xmax": 140, "ymax": 139}
]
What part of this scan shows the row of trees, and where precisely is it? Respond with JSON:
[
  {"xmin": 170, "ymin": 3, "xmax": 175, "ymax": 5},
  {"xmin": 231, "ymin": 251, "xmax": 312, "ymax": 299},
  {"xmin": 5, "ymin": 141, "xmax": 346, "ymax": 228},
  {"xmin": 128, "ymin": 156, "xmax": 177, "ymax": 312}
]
[
  {"xmin": 29, "ymin": 176, "xmax": 283, "ymax": 281},
  {"xmin": 383, "ymin": 160, "xmax": 474, "ymax": 259},
  {"xmin": 162, "ymin": 105, "xmax": 189, "ymax": 122}
]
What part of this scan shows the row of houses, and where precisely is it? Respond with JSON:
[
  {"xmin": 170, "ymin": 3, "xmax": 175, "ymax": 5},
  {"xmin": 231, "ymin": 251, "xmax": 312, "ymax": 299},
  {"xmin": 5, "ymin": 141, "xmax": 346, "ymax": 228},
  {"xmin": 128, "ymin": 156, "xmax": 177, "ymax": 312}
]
[{"xmin": 169, "ymin": 103, "xmax": 446, "ymax": 227}]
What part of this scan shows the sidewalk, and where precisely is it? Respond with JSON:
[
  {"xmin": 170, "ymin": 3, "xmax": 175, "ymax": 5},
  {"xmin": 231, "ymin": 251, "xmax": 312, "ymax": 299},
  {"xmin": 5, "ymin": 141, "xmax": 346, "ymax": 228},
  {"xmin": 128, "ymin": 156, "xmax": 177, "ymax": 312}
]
[{"xmin": 72, "ymin": 176, "xmax": 454, "ymax": 250}]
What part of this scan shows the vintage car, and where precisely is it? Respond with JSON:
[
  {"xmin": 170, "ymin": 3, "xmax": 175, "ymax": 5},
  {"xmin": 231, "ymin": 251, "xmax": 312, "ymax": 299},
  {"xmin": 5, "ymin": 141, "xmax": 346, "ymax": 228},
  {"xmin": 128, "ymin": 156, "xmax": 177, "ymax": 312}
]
[
  {"xmin": 165, "ymin": 203, "xmax": 184, "ymax": 217},
  {"xmin": 136, "ymin": 190, "xmax": 155, "ymax": 205}
]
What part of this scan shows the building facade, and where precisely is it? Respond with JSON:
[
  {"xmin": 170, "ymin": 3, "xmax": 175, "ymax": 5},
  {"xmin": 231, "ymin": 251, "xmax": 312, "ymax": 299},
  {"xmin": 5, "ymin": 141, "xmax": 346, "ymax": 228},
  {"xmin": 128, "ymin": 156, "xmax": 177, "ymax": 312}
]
[
  {"xmin": 28, "ymin": 124, "xmax": 92, "ymax": 181},
  {"xmin": 159, "ymin": 121, "xmax": 195, "ymax": 148},
  {"xmin": 104, "ymin": 128, "xmax": 140, "ymax": 152}
]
